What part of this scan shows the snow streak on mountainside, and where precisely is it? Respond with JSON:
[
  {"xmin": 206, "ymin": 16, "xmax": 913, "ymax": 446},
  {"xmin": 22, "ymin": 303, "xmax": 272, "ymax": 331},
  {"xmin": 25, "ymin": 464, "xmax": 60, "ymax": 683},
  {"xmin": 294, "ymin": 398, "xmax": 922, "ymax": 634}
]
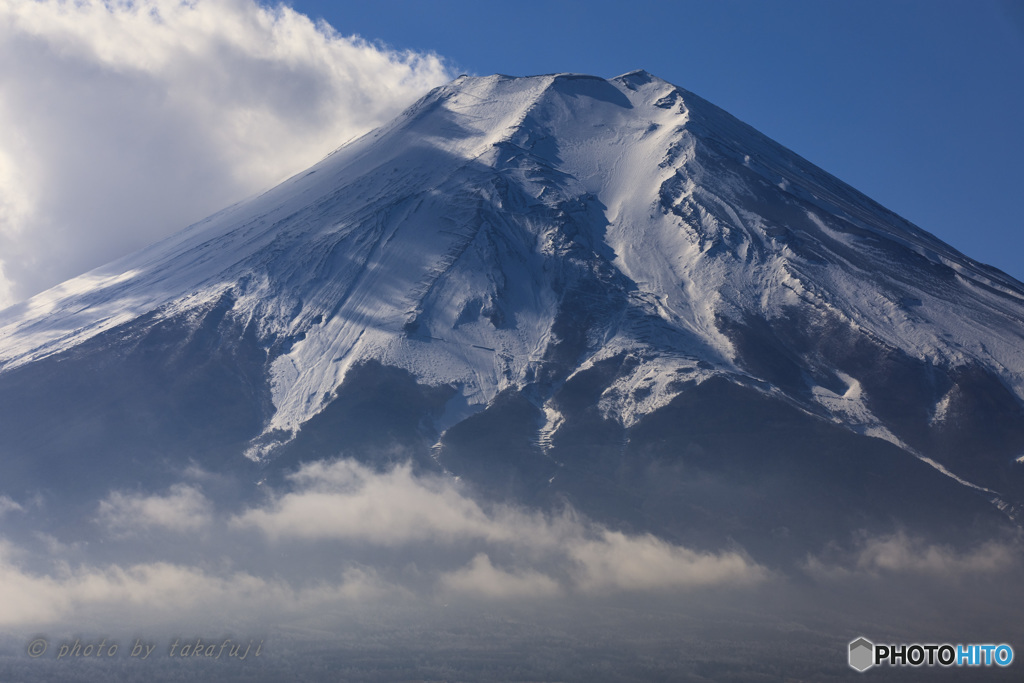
[{"xmin": 1, "ymin": 71, "xmax": 1023, "ymax": 506}]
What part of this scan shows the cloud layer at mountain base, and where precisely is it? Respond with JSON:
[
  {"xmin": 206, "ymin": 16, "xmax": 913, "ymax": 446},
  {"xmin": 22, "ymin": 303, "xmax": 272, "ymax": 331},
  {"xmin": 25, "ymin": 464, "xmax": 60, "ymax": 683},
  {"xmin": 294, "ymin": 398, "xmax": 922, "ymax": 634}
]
[
  {"xmin": 0, "ymin": 458, "xmax": 770, "ymax": 630},
  {"xmin": 0, "ymin": 0, "xmax": 451, "ymax": 306},
  {"xmin": 1, "ymin": 457, "xmax": 1021, "ymax": 681}
]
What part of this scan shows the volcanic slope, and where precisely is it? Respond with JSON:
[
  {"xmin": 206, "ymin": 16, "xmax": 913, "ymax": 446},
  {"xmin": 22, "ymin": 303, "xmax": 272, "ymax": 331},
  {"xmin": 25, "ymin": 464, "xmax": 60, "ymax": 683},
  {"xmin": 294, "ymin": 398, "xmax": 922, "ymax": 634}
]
[{"xmin": 1, "ymin": 71, "xmax": 1022, "ymax": 562}]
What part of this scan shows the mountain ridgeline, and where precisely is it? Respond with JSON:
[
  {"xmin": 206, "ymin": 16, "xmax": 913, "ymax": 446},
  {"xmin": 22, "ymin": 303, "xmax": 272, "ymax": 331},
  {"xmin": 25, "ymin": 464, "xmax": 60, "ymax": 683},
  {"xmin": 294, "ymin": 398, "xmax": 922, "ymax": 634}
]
[{"xmin": 2, "ymin": 71, "xmax": 1022, "ymax": 564}]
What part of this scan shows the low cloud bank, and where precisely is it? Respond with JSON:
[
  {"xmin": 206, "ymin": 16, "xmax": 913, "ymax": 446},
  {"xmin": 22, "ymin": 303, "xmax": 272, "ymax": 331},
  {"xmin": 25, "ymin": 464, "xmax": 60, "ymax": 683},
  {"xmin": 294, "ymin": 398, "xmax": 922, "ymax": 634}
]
[
  {"xmin": 233, "ymin": 459, "xmax": 769, "ymax": 596},
  {"xmin": 0, "ymin": 458, "xmax": 767, "ymax": 628},
  {"xmin": 2, "ymin": 462, "xmax": 1023, "ymax": 683},
  {"xmin": 803, "ymin": 530, "xmax": 1020, "ymax": 580},
  {"xmin": 4, "ymin": 458, "xmax": 1019, "ymax": 643},
  {"xmin": 0, "ymin": 537, "xmax": 390, "ymax": 628}
]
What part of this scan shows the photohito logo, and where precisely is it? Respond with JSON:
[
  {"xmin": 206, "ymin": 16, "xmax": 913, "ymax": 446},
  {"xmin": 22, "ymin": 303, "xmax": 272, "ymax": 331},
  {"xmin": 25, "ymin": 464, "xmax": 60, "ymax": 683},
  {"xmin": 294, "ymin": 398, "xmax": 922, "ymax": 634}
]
[{"xmin": 849, "ymin": 637, "xmax": 1013, "ymax": 672}]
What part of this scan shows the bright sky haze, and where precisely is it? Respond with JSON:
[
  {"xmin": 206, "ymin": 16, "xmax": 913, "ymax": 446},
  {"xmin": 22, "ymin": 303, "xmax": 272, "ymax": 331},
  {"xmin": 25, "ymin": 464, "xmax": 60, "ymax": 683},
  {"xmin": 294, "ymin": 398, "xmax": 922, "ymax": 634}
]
[{"xmin": 0, "ymin": 0, "xmax": 1020, "ymax": 306}]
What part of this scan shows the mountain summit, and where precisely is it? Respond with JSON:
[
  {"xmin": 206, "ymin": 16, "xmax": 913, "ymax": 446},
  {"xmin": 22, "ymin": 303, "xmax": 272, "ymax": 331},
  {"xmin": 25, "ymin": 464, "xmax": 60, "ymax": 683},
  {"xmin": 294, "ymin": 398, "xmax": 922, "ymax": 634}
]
[{"xmin": 1, "ymin": 71, "xmax": 1022, "ymax": 562}]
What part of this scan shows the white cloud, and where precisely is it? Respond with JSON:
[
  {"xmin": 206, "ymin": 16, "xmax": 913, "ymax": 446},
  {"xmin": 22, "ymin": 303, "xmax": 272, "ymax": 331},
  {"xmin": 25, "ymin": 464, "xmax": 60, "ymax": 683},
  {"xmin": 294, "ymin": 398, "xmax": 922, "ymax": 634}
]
[
  {"xmin": 0, "ymin": 539, "xmax": 391, "ymax": 627},
  {"xmin": 0, "ymin": 495, "xmax": 22, "ymax": 516},
  {"xmin": 0, "ymin": 458, "xmax": 767, "ymax": 627},
  {"xmin": 234, "ymin": 458, "xmax": 767, "ymax": 594},
  {"xmin": 233, "ymin": 459, "xmax": 501, "ymax": 544},
  {"xmin": 566, "ymin": 530, "xmax": 766, "ymax": 593},
  {"xmin": 803, "ymin": 531, "xmax": 1019, "ymax": 580},
  {"xmin": 439, "ymin": 553, "xmax": 562, "ymax": 600},
  {"xmin": 0, "ymin": 540, "xmax": 68, "ymax": 625},
  {"xmin": 96, "ymin": 483, "xmax": 212, "ymax": 535},
  {"xmin": 854, "ymin": 532, "xmax": 1017, "ymax": 575},
  {"xmin": 0, "ymin": 0, "xmax": 452, "ymax": 307}
]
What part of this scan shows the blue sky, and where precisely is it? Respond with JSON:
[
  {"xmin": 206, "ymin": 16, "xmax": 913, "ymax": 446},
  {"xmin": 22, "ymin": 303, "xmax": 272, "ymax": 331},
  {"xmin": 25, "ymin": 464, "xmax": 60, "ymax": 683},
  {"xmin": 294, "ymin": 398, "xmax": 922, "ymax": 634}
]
[{"xmin": 291, "ymin": 0, "xmax": 1024, "ymax": 281}]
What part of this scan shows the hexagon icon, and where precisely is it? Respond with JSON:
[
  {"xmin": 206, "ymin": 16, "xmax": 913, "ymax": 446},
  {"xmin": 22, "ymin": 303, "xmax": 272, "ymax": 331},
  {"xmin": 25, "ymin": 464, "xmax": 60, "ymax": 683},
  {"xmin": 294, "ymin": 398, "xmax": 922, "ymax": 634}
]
[{"xmin": 849, "ymin": 637, "xmax": 874, "ymax": 672}]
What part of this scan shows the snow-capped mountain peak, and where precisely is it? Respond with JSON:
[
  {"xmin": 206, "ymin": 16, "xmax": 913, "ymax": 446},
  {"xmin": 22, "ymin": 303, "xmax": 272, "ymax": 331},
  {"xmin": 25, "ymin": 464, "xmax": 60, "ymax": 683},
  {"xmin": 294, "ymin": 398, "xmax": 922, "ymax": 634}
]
[{"xmin": 1, "ymin": 72, "xmax": 1023, "ymax": 515}]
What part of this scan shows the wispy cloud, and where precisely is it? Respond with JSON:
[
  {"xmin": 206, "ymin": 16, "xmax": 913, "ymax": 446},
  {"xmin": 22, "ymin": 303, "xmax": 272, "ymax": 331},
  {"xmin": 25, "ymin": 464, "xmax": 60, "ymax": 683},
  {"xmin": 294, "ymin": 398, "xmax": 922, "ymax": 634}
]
[
  {"xmin": 803, "ymin": 530, "xmax": 1020, "ymax": 580},
  {"xmin": 0, "ymin": 538, "xmax": 391, "ymax": 627},
  {"xmin": 0, "ymin": 0, "xmax": 452, "ymax": 306},
  {"xmin": 0, "ymin": 457, "xmax": 766, "ymax": 628},
  {"xmin": 0, "ymin": 495, "xmax": 22, "ymax": 516},
  {"xmin": 97, "ymin": 483, "xmax": 212, "ymax": 535},
  {"xmin": 567, "ymin": 529, "xmax": 764, "ymax": 592},
  {"xmin": 233, "ymin": 458, "xmax": 768, "ymax": 595},
  {"xmin": 439, "ymin": 553, "xmax": 562, "ymax": 599}
]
